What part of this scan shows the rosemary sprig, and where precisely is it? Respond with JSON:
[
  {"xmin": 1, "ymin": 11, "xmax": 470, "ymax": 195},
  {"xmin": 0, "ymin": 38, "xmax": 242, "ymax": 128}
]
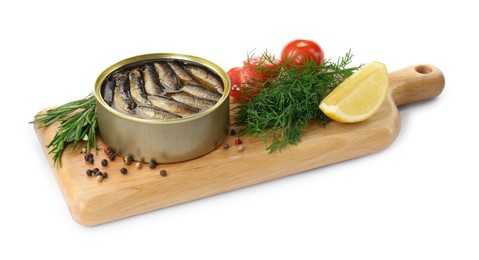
[
  {"xmin": 30, "ymin": 93, "xmax": 97, "ymax": 167},
  {"xmin": 234, "ymin": 50, "xmax": 362, "ymax": 152}
]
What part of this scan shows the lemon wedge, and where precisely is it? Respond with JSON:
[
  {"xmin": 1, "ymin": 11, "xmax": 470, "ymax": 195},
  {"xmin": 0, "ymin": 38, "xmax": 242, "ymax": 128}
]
[{"xmin": 319, "ymin": 61, "xmax": 389, "ymax": 123}]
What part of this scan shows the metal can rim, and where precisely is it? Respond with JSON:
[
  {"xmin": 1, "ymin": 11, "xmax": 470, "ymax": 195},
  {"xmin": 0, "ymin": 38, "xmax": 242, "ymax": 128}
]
[{"xmin": 94, "ymin": 53, "xmax": 230, "ymax": 125}]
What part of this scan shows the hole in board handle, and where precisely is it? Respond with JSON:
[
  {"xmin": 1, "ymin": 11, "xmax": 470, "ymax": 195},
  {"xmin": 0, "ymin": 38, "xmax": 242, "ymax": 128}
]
[{"xmin": 415, "ymin": 65, "xmax": 433, "ymax": 74}]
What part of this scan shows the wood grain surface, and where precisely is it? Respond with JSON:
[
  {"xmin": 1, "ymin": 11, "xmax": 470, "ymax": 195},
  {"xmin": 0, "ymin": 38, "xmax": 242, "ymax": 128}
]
[{"xmin": 34, "ymin": 64, "xmax": 444, "ymax": 226}]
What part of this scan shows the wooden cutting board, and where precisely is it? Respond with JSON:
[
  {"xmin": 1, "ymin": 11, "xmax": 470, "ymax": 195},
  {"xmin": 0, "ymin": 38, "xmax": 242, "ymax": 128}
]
[{"xmin": 34, "ymin": 64, "xmax": 444, "ymax": 226}]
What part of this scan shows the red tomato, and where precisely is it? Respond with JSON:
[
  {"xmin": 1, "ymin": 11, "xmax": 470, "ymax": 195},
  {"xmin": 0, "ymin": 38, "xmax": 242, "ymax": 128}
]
[
  {"xmin": 228, "ymin": 67, "xmax": 259, "ymax": 101},
  {"xmin": 228, "ymin": 56, "xmax": 281, "ymax": 101},
  {"xmin": 243, "ymin": 56, "xmax": 281, "ymax": 83},
  {"xmin": 228, "ymin": 67, "xmax": 243, "ymax": 100},
  {"xmin": 280, "ymin": 39, "xmax": 325, "ymax": 67}
]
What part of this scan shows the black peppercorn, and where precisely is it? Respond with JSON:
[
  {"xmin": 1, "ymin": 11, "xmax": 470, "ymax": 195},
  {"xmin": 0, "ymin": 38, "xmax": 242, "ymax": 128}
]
[
  {"xmin": 86, "ymin": 169, "xmax": 93, "ymax": 176},
  {"xmin": 230, "ymin": 129, "xmax": 237, "ymax": 136},
  {"xmin": 149, "ymin": 160, "xmax": 157, "ymax": 169},
  {"xmin": 160, "ymin": 170, "xmax": 167, "ymax": 177},
  {"xmin": 101, "ymin": 159, "xmax": 108, "ymax": 166},
  {"xmin": 102, "ymin": 172, "xmax": 108, "ymax": 178},
  {"xmin": 84, "ymin": 153, "xmax": 93, "ymax": 162},
  {"xmin": 120, "ymin": 168, "xmax": 127, "ymax": 174}
]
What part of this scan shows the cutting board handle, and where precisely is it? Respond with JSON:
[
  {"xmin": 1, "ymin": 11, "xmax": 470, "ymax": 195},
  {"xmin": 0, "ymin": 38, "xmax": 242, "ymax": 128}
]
[{"xmin": 389, "ymin": 64, "xmax": 445, "ymax": 107}]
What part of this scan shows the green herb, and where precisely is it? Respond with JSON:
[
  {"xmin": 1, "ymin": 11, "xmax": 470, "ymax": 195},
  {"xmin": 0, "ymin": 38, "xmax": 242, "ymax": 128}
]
[
  {"xmin": 30, "ymin": 93, "xmax": 97, "ymax": 167},
  {"xmin": 233, "ymin": 50, "xmax": 362, "ymax": 152}
]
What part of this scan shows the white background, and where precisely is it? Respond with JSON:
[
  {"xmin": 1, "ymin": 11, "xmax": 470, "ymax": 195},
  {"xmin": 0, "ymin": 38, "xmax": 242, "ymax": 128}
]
[{"xmin": 2, "ymin": 0, "xmax": 478, "ymax": 259}]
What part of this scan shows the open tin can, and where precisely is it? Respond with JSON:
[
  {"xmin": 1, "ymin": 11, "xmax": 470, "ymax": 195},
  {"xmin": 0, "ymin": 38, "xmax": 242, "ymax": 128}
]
[{"xmin": 94, "ymin": 53, "xmax": 230, "ymax": 163}]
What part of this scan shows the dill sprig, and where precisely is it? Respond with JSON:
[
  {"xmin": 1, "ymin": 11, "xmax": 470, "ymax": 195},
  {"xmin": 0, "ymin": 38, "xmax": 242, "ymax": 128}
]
[
  {"xmin": 30, "ymin": 93, "xmax": 97, "ymax": 167},
  {"xmin": 233, "ymin": 50, "xmax": 362, "ymax": 152}
]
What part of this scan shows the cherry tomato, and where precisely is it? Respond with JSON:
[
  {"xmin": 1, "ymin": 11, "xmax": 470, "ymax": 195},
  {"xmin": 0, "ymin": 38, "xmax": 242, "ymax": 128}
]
[
  {"xmin": 228, "ymin": 67, "xmax": 243, "ymax": 99},
  {"xmin": 243, "ymin": 56, "xmax": 281, "ymax": 83},
  {"xmin": 280, "ymin": 39, "xmax": 325, "ymax": 67},
  {"xmin": 228, "ymin": 56, "xmax": 281, "ymax": 101},
  {"xmin": 228, "ymin": 66, "xmax": 259, "ymax": 101}
]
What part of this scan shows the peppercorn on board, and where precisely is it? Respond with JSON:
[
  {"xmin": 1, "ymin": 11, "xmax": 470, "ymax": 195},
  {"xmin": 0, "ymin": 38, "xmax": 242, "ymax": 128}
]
[{"xmin": 34, "ymin": 64, "xmax": 444, "ymax": 226}]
